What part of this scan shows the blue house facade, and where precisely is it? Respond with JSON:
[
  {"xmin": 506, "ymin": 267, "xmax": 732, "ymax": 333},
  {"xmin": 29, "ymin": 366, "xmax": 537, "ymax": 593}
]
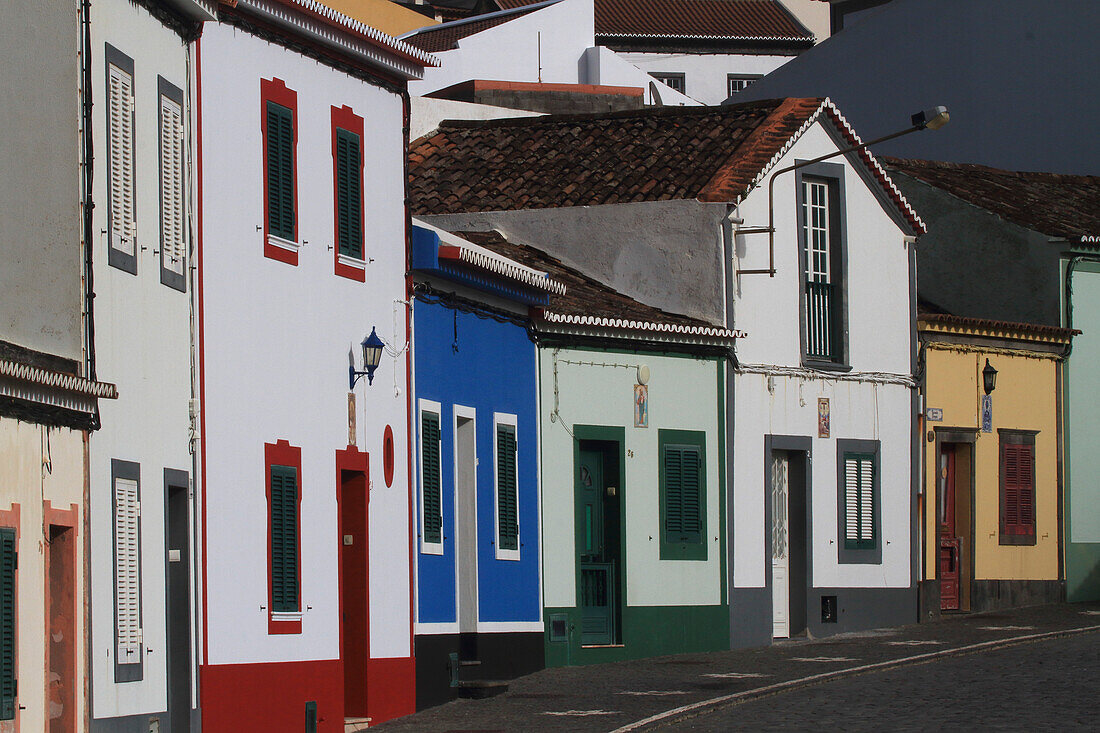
[{"xmin": 410, "ymin": 222, "xmax": 561, "ymax": 707}]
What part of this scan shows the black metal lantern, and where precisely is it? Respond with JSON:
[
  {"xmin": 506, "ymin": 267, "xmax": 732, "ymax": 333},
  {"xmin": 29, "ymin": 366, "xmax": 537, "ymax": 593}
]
[
  {"xmin": 349, "ymin": 327, "xmax": 385, "ymax": 388},
  {"xmin": 982, "ymin": 358, "xmax": 998, "ymax": 395}
]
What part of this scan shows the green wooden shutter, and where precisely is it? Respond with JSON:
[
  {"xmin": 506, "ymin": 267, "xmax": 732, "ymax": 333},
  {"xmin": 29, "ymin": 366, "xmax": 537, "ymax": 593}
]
[
  {"xmin": 422, "ymin": 412, "xmax": 442, "ymax": 544},
  {"xmin": 844, "ymin": 453, "xmax": 875, "ymax": 550},
  {"xmin": 266, "ymin": 102, "xmax": 295, "ymax": 241},
  {"xmin": 270, "ymin": 465, "xmax": 299, "ymax": 613},
  {"xmin": 497, "ymin": 424, "xmax": 518, "ymax": 551},
  {"xmin": 335, "ymin": 128, "xmax": 362, "ymax": 259},
  {"xmin": 664, "ymin": 445, "xmax": 702, "ymax": 545},
  {"xmin": 0, "ymin": 528, "xmax": 15, "ymax": 720}
]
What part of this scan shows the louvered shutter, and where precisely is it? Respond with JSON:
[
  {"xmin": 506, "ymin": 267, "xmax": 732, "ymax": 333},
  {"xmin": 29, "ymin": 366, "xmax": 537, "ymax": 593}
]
[
  {"xmin": 335, "ymin": 128, "xmax": 363, "ymax": 259},
  {"xmin": 1002, "ymin": 443, "xmax": 1035, "ymax": 537},
  {"xmin": 266, "ymin": 102, "xmax": 295, "ymax": 241},
  {"xmin": 270, "ymin": 466, "xmax": 299, "ymax": 613},
  {"xmin": 160, "ymin": 94, "xmax": 185, "ymax": 276},
  {"xmin": 114, "ymin": 478, "xmax": 142, "ymax": 662},
  {"xmin": 844, "ymin": 454, "xmax": 875, "ymax": 549},
  {"xmin": 0, "ymin": 528, "xmax": 15, "ymax": 720},
  {"xmin": 497, "ymin": 424, "xmax": 519, "ymax": 551},
  {"xmin": 664, "ymin": 445, "xmax": 702, "ymax": 545},
  {"xmin": 108, "ymin": 64, "xmax": 135, "ymax": 256},
  {"xmin": 421, "ymin": 412, "xmax": 442, "ymax": 545}
]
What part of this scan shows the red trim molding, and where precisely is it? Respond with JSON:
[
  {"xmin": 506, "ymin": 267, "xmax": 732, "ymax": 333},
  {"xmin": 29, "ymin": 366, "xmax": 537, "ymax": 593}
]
[
  {"xmin": 261, "ymin": 77, "xmax": 299, "ymax": 266},
  {"xmin": 367, "ymin": 656, "xmax": 415, "ymax": 724},
  {"xmin": 265, "ymin": 439, "xmax": 303, "ymax": 634},
  {"xmin": 331, "ymin": 105, "xmax": 366, "ymax": 282}
]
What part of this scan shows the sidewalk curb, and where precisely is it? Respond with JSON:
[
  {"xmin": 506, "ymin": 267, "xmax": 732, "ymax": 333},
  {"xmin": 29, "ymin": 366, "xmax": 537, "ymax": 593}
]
[{"xmin": 610, "ymin": 624, "xmax": 1100, "ymax": 731}]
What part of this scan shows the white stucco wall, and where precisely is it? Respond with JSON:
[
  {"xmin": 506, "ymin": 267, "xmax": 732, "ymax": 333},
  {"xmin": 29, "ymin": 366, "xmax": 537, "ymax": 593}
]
[
  {"xmin": 729, "ymin": 120, "xmax": 915, "ymax": 590},
  {"xmin": 88, "ymin": 0, "xmax": 193, "ymax": 719},
  {"xmin": 539, "ymin": 348, "xmax": 724, "ymax": 608},
  {"xmin": 619, "ymin": 51, "xmax": 795, "ymax": 105},
  {"xmin": 199, "ymin": 22, "xmax": 412, "ymax": 665}
]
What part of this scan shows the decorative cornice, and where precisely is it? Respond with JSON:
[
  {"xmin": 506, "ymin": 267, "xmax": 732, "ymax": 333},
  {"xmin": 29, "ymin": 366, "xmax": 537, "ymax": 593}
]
[
  {"xmin": 0, "ymin": 359, "xmax": 117, "ymax": 416},
  {"xmin": 438, "ymin": 244, "xmax": 566, "ymax": 295},
  {"xmin": 537, "ymin": 311, "xmax": 744, "ymax": 345},
  {"xmin": 918, "ymin": 315, "xmax": 1078, "ymax": 345}
]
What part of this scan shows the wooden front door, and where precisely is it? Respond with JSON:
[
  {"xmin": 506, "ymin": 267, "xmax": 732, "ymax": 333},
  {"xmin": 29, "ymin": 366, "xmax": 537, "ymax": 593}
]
[
  {"xmin": 577, "ymin": 446, "xmax": 618, "ymax": 645},
  {"xmin": 341, "ymin": 468, "xmax": 370, "ymax": 716},
  {"xmin": 939, "ymin": 444, "xmax": 960, "ymax": 611}
]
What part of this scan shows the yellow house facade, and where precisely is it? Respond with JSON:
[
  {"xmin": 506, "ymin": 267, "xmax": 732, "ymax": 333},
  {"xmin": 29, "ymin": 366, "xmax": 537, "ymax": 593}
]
[{"xmin": 918, "ymin": 313, "xmax": 1076, "ymax": 616}]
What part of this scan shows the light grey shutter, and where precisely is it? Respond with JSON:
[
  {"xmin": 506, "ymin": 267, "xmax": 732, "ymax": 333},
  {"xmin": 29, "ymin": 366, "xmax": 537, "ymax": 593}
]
[
  {"xmin": 160, "ymin": 94, "xmax": 185, "ymax": 276},
  {"xmin": 114, "ymin": 477, "xmax": 142, "ymax": 662},
  {"xmin": 859, "ymin": 457, "xmax": 874, "ymax": 543},
  {"xmin": 108, "ymin": 64, "xmax": 135, "ymax": 256},
  {"xmin": 844, "ymin": 457, "xmax": 860, "ymax": 543}
]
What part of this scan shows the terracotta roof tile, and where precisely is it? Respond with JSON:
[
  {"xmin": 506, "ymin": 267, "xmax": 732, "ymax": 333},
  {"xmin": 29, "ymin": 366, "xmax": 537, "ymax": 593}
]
[
  {"xmin": 455, "ymin": 231, "xmax": 715, "ymax": 329},
  {"xmin": 593, "ymin": 0, "xmax": 812, "ymax": 40},
  {"xmin": 885, "ymin": 158, "xmax": 1100, "ymax": 241},
  {"xmin": 409, "ymin": 98, "xmax": 819, "ymax": 214}
]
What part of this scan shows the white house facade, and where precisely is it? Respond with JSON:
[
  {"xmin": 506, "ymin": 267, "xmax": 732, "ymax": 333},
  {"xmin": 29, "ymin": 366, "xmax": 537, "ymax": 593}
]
[{"xmin": 194, "ymin": 2, "xmax": 434, "ymax": 729}]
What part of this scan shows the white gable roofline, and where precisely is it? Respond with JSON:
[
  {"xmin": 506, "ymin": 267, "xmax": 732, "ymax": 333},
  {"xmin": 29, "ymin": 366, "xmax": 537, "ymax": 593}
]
[
  {"xmin": 233, "ymin": 0, "xmax": 440, "ymax": 78},
  {"xmin": 399, "ymin": 0, "xmax": 563, "ymax": 40},
  {"xmin": 741, "ymin": 98, "xmax": 926, "ymax": 235}
]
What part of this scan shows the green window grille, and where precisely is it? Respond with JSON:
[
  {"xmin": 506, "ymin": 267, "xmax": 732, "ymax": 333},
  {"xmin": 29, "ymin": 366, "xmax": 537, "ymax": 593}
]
[
  {"xmin": 843, "ymin": 453, "xmax": 876, "ymax": 550},
  {"xmin": 270, "ymin": 465, "xmax": 299, "ymax": 613},
  {"xmin": 421, "ymin": 411, "xmax": 442, "ymax": 545},
  {"xmin": 265, "ymin": 101, "xmax": 295, "ymax": 241},
  {"xmin": 335, "ymin": 128, "xmax": 363, "ymax": 259},
  {"xmin": 497, "ymin": 424, "xmax": 519, "ymax": 551},
  {"xmin": 0, "ymin": 528, "xmax": 15, "ymax": 720},
  {"xmin": 663, "ymin": 444, "xmax": 703, "ymax": 547}
]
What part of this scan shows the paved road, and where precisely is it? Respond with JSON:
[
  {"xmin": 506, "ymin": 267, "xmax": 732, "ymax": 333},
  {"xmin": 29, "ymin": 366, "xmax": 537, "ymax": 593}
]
[
  {"xmin": 674, "ymin": 633, "xmax": 1100, "ymax": 731},
  {"xmin": 374, "ymin": 604, "xmax": 1100, "ymax": 732}
]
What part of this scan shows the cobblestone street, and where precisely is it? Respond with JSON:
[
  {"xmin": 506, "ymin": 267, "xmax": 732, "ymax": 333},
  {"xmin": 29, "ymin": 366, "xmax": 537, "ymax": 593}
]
[{"xmin": 373, "ymin": 603, "xmax": 1100, "ymax": 732}]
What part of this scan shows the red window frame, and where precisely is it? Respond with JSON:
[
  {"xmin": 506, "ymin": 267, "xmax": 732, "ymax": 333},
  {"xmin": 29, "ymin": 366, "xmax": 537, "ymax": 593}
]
[
  {"xmin": 265, "ymin": 440, "xmax": 303, "ymax": 634},
  {"xmin": 331, "ymin": 105, "xmax": 366, "ymax": 281},
  {"xmin": 260, "ymin": 77, "xmax": 299, "ymax": 266}
]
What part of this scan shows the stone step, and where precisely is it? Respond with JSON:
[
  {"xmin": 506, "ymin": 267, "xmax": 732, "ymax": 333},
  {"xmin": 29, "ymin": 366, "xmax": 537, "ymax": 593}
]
[{"xmin": 455, "ymin": 679, "xmax": 509, "ymax": 699}]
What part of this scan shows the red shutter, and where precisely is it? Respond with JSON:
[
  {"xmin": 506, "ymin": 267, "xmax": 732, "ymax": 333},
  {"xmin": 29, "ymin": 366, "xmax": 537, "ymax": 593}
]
[
  {"xmin": 1002, "ymin": 442, "xmax": 1035, "ymax": 537},
  {"xmin": 1017, "ymin": 445, "xmax": 1035, "ymax": 535}
]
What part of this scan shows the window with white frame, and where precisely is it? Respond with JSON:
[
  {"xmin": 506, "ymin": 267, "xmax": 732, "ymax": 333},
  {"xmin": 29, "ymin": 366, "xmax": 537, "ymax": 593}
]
[
  {"xmin": 159, "ymin": 78, "xmax": 186, "ymax": 291},
  {"xmin": 651, "ymin": 72, "xmax": 685, "ymax": 94},
  {"xmin": 106, "ymin": 46, "xmax": 136, "ymax": 274},
  {"xmin": 112, "ymin": 459, "xmax": 143, "ymax": 681},
  {"xmin": 494, "ymin": 413, "xmax": 519, "ymax": 560},
  {"xmin": 727, "ymin": 74, "xmax": 761, "ymax": 97},
  {"xmin": 419, "ymin": 400, "xmax": 444, "ymax": 555},
  {"xmin": 797, "ymin": 162, "xmax": 848, "ymax": 366}
]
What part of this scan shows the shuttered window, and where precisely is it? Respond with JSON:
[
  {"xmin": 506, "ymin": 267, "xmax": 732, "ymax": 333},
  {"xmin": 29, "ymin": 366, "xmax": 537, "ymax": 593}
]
[
  {"xmin": 266, "ymin": 101, "xmax": 295, "ymax": 241},
  {"xmin": 421, "ymin": 410, "xmax": 442, "ymax": 547},
  {"xmin": 1000, "ymin": 436, "xmax": 1036, "ymax": 544},
  {"xmin": 335, "ymin": 127, "xmax": 363, "ymax": 259},
  {"xmin": 0, "ymin": 528, "xmax": 15, "ymax": 720},
  {"xmin": 108, "ymin": 59, "xmax": 136, "ymax": 268},
  {"xmin": 270, "ymin": 465, "xmax": 299, "ymax": 613},
  {"xmin": 843, "ymin": 453, "xmax": 876, "ymax": 550},
  {"xmin": 159, "ymin": 90, "xmax": 186, "ymax": 285},
  {"xmin": 660, "ymin": 430, "xmax": 707, "ymax": 560},
  {"xmin": 114, "ymin": 476, "xmax": 142, "ymax": 666},
  {"xmin": 496, "ymin": 422, "xmax": 519, "ymax": 554}
]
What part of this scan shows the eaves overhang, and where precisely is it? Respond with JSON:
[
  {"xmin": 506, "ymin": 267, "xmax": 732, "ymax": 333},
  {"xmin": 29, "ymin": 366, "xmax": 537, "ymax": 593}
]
[
  {"xmin": 0, "ymin": 358, "xmax": 118, "ymax": 416},
  {"xmin": 230, "ymin": 0, "xmax": 440, "ymax": 79},
  {"xmin": 918, "ymin": 315, "xmax": 1078, "ymax": 346},
  {"xmin": 534, "ymin": 311, "xmax": 744, "ymax": 347}
]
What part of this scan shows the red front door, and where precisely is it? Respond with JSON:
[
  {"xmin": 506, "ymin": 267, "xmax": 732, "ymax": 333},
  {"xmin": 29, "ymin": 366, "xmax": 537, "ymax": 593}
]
[
  {"xmin": 340, "ymin": 467, "xmax": 370, "ymax": 716},
  {"xmin": 939, "ymin": 445, "xmax": 960, "ymax": 611}
]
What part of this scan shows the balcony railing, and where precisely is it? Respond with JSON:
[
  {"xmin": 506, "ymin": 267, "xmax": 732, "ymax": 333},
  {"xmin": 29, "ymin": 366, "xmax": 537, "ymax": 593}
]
[{"xmin": 805, "ymin": 280, "xmax": 837, "ymax": 361}]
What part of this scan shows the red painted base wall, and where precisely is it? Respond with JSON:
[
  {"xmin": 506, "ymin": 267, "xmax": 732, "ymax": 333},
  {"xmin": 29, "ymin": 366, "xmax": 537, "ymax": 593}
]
[
  {"xmin": 368, "ymin": 656, "xmax": 416, "ymax": 724},
  {"xmin": 200, "ymin": 659, "xmax": 342, "ymax": 732}
]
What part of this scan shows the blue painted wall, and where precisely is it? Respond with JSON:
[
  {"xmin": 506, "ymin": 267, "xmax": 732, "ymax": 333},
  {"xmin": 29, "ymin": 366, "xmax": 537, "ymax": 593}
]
[{"xmin": 413, "ymin": 298, "xmax": 541, "ymax": 624}]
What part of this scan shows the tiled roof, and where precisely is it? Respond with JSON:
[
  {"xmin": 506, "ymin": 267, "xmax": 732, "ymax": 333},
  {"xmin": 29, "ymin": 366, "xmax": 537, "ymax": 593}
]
[
  {"xmin": 410, "ymin": 98, "xmax": 822, "ymax": 213},
  {"xmin": 455, "ymin": 231, "xmax": 739, "ymax": 341},
  {"xmin": 593, "ymin": 0, "xmax": 812, "ymax": 41},
  {"xmin": 402, "ymin": 4, "xmax": 545, "ymax": 52},
  {"xmin": 885, "ymin": 158, "xmax": 1100, "ymax": 242},
  {"xmin": 918, "ymin": 313, "xmax": 1079, "ymax": 343}
]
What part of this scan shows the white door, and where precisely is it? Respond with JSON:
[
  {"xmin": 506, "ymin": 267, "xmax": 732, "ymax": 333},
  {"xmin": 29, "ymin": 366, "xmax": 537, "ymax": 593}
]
[
  {"xmin": 456, "ymin": 415, "xmax": 478, "ymax": 634},
  {"xmin": 771, "ymin": 452, "xmax": 790, "ymax": 638}
]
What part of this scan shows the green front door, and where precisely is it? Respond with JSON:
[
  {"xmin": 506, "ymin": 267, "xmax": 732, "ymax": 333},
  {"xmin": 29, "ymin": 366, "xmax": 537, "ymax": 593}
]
[{"xmin": 578, "ymin": 447, "xmax": 616, "ymax": 645}]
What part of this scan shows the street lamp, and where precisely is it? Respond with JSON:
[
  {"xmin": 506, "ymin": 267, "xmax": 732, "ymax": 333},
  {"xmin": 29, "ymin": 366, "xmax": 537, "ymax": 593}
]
[
  {"xmin": 736, "ymin": 105, "xmax": 950, "ymax": 277},
  {"xmin": 982, "ymin": 358, "xmax": 998, "ymax": 395},
  {"xmin": 349, "ymin": 327, "xmax": 384, "ymax": 389}
]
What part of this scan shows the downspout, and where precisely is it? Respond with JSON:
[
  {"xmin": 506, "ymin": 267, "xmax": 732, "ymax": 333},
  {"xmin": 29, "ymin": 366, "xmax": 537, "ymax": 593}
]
[{"xmin": 722, "ymin": 204, "xmax": 738, "ymax": 639}]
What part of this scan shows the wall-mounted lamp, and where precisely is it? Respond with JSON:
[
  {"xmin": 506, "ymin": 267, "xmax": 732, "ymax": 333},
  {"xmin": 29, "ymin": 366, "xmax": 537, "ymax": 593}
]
[
  {"xmin": 982, "ymin": 358, "xmax": 998, "ymax": 395},
  {"xmin": 349, "ymin": 327, "xmax": 385, "ymax": 389}
]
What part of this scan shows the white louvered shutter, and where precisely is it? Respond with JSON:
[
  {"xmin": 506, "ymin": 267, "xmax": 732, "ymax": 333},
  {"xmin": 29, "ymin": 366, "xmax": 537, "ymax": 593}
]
[
  {"xmin": 114, "ymin": 478, "xmax": 142, "ymax": 661},
  {"xmin": 108, "ymin": 64, "xmax": 135, "ymax": 256},
  {"xmin": 160, "ymin": 94, "xmax": 185, "ymax": 275},
  {"xmin": 844, "ymin": 454, "xmax": 875, "ymax": 548},
  {"xmin": 845, "ymin": 457, "xmax": 860, "ymax": 543},
  {"xmin": 859, "ymin": 457, "xmax": 874, "ymax": 542}
]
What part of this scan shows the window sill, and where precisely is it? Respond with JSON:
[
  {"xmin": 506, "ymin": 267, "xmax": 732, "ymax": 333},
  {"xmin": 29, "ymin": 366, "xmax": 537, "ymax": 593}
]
[
  {"xmin": 265, "ymin": 233, "xmax": 299, "ymax": 266},
  {"xmin": 336, "ymin": 251, "xmax": 367, "ymax": 282},
  {"xmin": 802, "ymin": 359, "xmax": 852, "ymax": 373},
  {"xmin": 420, "ymin": 540, "xmax": 444, "ymax": 556},
  {"xmin": 999, "ymin": 533, "xmax": 1037, "ymax": 546},
  {"xmin": 269, "ymin": 611, "xmax": 302, "ymax": 635},
  {"xmin": 495, "ymin": 548, "xmax": 521, "ymax": 562}
]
